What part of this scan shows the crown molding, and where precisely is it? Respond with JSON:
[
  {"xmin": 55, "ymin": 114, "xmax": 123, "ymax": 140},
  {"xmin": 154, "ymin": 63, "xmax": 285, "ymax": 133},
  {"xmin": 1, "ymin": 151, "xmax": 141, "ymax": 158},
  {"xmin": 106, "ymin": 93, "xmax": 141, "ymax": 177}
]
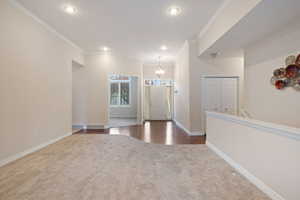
[{"xmin": 9, "ymin": 0, "xmax": 84, "ymax": 54}]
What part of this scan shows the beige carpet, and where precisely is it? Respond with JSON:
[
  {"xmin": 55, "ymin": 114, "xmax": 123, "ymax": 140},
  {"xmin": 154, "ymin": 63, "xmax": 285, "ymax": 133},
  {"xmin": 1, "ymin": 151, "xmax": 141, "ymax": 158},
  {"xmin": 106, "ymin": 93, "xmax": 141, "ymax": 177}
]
[{"xmin": 0, "ymin": 135, "xmax": 270, "ymax": 200}]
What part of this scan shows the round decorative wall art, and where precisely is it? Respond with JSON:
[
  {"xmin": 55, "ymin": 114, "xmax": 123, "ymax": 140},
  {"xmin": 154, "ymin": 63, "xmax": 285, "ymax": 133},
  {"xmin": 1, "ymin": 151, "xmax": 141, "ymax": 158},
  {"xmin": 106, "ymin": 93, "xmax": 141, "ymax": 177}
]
[
  {"xmin": 293, "ymin": 77, "xmax": 300, "ymax": 90},
  {"xmin": 285, "ymin": 55, "xmax": 296, "ymax": 66},
  {"xmin": 271, "ymin": 54, "xmax": 300, "ymax": 90},
  {"xmin": 273, "ymin": 68, "xmax": 286, "ymax": 78},
  {"xmin": 275, "ymin": 80, "xmax": 285, "ymax": 90}
]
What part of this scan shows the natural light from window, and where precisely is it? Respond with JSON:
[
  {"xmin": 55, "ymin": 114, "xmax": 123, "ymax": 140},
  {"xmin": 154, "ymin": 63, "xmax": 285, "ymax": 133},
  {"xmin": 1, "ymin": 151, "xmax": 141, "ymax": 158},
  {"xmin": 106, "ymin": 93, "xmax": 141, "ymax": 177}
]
[{"xmin": 110, "ymin": 75, "xmax": 131, "ymax": 106}]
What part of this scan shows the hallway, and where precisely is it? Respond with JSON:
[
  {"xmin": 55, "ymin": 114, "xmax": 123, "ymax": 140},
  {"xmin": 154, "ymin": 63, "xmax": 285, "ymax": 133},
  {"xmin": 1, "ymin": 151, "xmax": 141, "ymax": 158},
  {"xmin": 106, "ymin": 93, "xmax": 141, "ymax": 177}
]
[{"xmin": 76, "ymin": 121, "xmax": 206, "ymax": 145}]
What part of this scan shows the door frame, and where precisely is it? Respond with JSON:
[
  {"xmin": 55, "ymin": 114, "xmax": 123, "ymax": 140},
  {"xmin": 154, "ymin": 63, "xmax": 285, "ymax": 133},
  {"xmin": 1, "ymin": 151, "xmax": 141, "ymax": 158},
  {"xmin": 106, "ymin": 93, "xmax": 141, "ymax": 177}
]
[
  {"xmin": 107, "ymin": 74, "xmax": 142, "ymax": 126},
  {"xmin": 200, "ymin": 75, "xmax": 240, "ymax": 133},
  {"xmin": 143, "ymin": 79, "xmax": 174, "ymax": 121}
]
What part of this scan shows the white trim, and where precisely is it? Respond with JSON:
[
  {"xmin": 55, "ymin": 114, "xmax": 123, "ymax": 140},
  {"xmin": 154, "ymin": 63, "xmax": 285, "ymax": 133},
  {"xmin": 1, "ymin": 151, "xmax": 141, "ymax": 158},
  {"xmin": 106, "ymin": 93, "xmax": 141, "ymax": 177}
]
[
  {"xmin": 110, "ymin": 105, "xmax": 131, "ymax": 108},
  {"xmin": 73, "ymin": 124, "xmax": 109, "ymax": 130},
  {"xmin": 72, "ymin": 125, "xmax": 85, "ymax": 133},
  {"xmin": 198, "ymin": 0, "xmax": 232, "ymax": 39},
  {"xmin": 206, "ymin": 141, "xmax": 285, "ymax": 200},
  {"xmin": 173, "ymin": 119, "xmax": 205, "ymax": 136},
  {"xmin": 86, "ymin": 124, "xmax": 109, "ymax": 129},
  {"xmin": 72, "ymin": 129, "xmax": 81, "ymax": 134},
  {"xmin": 0, "ymin": 132, "xmax": 72, "ymax": 168},
  {"xmin": 190, "ymin": 131, "xmax": 205, "ymax": 136},
  {"xmin": 72, "ymin": 124, "xmax": 85, "ymax": 129},
  {"xmin": 201, "ymin": 75, "xmax": 240, "ymax": 79},
  {"xmin": 206, "ymin": 111, "xmax": 300, "ymax": 141},
  {"xmin": 8, "ymin": 0, "xmax": 83, "ymax": 53}
]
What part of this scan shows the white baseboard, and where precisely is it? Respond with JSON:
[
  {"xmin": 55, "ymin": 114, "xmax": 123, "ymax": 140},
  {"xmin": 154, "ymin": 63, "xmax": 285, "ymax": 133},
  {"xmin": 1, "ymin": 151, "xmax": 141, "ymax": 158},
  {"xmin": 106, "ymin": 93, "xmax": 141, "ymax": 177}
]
[
  {"xmin": 0, "ymin": 132, "xmax": 72, "ymax": 168},
  {"xmin": 86, "ymin": 124, "xmax": 109, "ymax": 129},
  {"xmin": 190, "ymin": 131, "xmax": 205, "ymax": 136},
  {"xmin": 72, "ymin": 125, "xmax": 86, "ymax": 130},
  {"xmin": 173, "ymin": 119, "xmax": 205, "ymax": 136},
  {"xmin": 73, "ymin": 124, "xmax": 109, "ymax": 130},
  {"xmin": 206, "ymin": 141, "xmax": 285, "ymax": 200}
]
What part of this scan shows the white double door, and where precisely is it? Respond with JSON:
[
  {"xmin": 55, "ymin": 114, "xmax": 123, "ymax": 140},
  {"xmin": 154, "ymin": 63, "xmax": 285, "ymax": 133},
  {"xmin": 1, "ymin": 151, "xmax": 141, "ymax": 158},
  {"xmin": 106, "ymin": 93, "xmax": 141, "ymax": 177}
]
[
  {"xmin": 202, "ymin": 77, "xmax": 238, "ymax": 115},
  {"xmin": 202, "ymin": 77, "xmax": 238, "ymax": 132}
]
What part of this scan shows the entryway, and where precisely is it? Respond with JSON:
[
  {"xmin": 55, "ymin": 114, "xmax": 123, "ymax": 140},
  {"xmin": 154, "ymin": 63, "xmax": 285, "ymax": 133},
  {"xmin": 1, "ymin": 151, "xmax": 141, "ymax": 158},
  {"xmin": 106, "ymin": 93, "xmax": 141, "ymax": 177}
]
[
  {"xmin": 108, "ymin": 75, "xmax": 139, "ymax": 127},
  {"xmin": 143, "ymin": 79, "xmax": 173, "ymax": 121}
]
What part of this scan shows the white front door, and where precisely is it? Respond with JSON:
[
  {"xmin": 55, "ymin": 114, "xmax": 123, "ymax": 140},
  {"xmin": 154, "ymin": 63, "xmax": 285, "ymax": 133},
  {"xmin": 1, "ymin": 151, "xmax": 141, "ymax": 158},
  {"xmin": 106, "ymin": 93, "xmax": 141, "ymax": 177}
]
[{"xmin": 149, "ymin": 86, "xmax": 171, "ymax": 120}]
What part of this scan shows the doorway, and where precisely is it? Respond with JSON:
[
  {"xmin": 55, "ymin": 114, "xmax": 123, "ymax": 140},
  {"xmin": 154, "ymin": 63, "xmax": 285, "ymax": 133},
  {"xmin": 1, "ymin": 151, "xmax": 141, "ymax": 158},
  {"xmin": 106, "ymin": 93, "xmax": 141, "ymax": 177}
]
[
  {"xmin": 144, "ymin": 79, "xmax": 173, "ymax": 121},
  {"xmin": 201, "ymin": 76, "xmax": 239, "ymax": 131},
  {"xmin": 72, "ymin": 61, "xmax": 85, "ymax": 133},
  {"xmin": 108, "ymin": 75, "xmax": 139, "ymax": 127}
]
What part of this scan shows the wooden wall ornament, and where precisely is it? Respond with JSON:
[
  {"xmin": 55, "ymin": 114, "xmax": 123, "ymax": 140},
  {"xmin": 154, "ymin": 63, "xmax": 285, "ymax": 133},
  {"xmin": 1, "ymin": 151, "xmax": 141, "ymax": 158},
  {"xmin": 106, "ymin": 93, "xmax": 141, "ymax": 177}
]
[{"xmin": 271, "ymin": 54, "xmax": 300, "ymax": 90}]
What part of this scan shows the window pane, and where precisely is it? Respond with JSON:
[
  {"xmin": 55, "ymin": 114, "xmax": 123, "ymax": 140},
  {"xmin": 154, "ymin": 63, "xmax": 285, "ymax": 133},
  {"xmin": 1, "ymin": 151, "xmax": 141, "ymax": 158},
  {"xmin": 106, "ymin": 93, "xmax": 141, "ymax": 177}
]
[
  {"xmin": 120, "ymin": 82, "xmax": 130, "ymax": 105},
  {"xmin": 110, "ymin": 83, "xmax": 119, "ymax": 105}
]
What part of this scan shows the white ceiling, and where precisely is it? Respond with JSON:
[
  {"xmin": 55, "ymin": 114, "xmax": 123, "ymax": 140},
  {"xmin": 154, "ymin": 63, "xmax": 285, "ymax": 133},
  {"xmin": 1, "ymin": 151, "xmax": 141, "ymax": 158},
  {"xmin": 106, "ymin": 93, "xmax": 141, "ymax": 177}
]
[
  {"xmin": 15, "ymin": 0, "xmax": 224, "ymax": 63},
  {"xmin": 202, "ymin": 0, "xmax": 300, "ymax": 59}
]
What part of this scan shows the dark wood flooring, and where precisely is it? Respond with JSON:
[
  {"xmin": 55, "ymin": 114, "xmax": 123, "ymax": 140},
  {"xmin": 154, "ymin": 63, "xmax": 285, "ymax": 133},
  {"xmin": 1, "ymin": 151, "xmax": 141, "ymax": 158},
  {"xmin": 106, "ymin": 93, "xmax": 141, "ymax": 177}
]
[{"xmin": 75, "ymin": 121, "xmax": 206, "ymax": 145}]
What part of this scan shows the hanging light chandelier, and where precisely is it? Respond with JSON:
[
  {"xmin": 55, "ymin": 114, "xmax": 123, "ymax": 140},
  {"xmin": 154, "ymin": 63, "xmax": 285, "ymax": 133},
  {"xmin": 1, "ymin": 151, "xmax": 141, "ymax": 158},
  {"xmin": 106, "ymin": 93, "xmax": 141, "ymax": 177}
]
[{"xmin": 155, "ymin": 56, "xmax": 165, "ymax": 78}]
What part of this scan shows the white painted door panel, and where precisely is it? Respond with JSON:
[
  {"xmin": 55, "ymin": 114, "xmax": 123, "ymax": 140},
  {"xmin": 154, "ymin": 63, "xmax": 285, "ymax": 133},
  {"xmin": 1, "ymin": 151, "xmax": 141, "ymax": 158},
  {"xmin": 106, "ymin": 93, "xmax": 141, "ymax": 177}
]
[
  {"xmin": 221, "ymin": 78, "xmax": 238, "ymax": 115},
  {"xmin": 203, "ymin": 78, "xmax": 222, "ymax": 113},
  {"xmin": 150, "ymin": 87, "xmax": 168, "ymax": 120},
  {"xmin": 202, "ymin": 77, "xmax": 238, "ymax": 131}
]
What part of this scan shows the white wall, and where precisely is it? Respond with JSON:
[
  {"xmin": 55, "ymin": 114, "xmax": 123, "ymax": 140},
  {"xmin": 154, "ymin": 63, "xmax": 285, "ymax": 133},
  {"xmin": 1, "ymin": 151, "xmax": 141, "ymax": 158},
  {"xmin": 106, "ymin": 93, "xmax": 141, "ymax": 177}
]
[
  {"xmin": 72, "ymin": 62, "xmax": 87, "ymax": 126},
  {"xmin": 109, "ymin": 77, "xmax": 138, "ymax": 118},
  {"xmin": 206, "ymin": 112, "xmax": 300, "ymax": 200},
  {"xmin": 198, "ymin": 0, "xmax": 263, "ymax": 55},
  {"xmin": 0, "ymin": 0, "xmax": 83, "ymax": 163},
  {"xmin": 174, "ymin": 40, "xmax": 244, "ymax": 134},
  {"xmin": 189, "ymin": 40, "xmax": 244, "ymax": 133},
  {"xmin": 244, "ymin": 21, "xmax": 300, "ymax": 128},
  {"xmin": 72, "ymin": 53, "xmax": 142, "ymax": 128},
  {"xmin": 174, "ymin": 41, "xmax": 191, "ymax": 131}
]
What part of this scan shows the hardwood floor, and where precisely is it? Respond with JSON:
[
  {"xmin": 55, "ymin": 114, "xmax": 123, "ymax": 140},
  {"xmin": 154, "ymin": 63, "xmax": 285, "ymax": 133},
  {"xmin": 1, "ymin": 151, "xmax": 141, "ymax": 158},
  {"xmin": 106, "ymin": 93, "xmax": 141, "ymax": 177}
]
[{"xmin": 75, "ymin": 121, "xmax": 206, "ymax": 145}]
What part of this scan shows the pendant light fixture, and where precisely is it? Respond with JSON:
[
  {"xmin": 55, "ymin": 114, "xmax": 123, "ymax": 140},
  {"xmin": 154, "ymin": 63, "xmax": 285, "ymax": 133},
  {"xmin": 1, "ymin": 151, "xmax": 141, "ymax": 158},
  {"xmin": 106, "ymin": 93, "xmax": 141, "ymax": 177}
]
[{"xmin": 155, "ymin": 56, "xmax": 165, "ymax": 78}]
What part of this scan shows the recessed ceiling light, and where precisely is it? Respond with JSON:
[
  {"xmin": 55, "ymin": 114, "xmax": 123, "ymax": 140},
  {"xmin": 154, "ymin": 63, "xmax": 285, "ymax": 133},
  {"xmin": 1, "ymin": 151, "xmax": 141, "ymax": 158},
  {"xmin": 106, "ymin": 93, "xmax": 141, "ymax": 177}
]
[
  {"xmin": 64, "ymin": 5, "xmax": 77, "ymax": 15},
  {"xmin": 168, "ymin": 6, "xmax": 182, "ymax": 16},
  {"xmin": 161, "ymin": 45, "xmax": 168, "ymax": 51},
  {"xmin": 103, "ymin": 46, "xmax": 109, "ymax": 52}
]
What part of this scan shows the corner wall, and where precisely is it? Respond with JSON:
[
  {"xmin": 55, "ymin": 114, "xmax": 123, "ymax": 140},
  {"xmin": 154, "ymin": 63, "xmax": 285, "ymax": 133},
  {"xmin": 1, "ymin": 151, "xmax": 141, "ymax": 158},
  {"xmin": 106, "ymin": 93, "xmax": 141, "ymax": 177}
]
[
  {"xmin": 0, "ymin": 0, "xmax": 84, "ymax": 164},
  {"xmin": 189, "ymin": 41, "xmax": 244, "ymax": 134},
  {"xmin": 174, "ymin": 40, "xmax": 244, "ymax": 134},
  {"xmin": 174, "ymin": 41, "xmax": 191, "ymax": 131}
]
